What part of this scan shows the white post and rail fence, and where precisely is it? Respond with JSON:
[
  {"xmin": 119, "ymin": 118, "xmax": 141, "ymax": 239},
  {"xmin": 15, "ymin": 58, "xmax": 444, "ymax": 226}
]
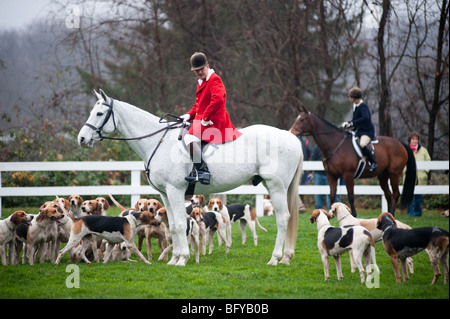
[{"xmin": 1, "ymin": 161, "xmax": 448, "ymax": 218}]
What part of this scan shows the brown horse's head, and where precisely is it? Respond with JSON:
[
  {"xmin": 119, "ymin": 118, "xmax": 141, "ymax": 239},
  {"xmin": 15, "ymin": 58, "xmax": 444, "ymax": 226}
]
[{"xmin": 289, "ymin": 106, "xmax": 313, "ymax": 135}]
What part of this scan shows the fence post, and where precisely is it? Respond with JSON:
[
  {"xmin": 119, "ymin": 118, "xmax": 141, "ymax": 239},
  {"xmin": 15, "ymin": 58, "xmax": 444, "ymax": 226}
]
[{"xmin": 130, "ymin": 169, "xmax": 141, "ymax": 206}]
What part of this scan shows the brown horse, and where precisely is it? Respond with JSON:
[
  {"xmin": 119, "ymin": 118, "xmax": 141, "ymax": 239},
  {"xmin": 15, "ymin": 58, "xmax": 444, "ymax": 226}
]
[{"xmin": 289, "ymin": 109, "xmax": 416, "ymax": 217}]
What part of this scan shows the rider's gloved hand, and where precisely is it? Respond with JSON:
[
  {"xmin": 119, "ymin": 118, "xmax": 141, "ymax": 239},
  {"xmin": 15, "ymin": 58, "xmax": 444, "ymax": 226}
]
[{"xmin": 180, "ymin": 114, "xmax": 190, "ymax": 123}]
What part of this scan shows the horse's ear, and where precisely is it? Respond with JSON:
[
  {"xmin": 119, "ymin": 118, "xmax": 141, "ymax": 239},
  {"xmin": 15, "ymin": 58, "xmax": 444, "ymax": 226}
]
[
  {"xmin": 302, "ymin": 105, "xmax": 309, "ymax": 113},
  {"xmin": 99, "ymin": 88, "xmax": 108, "ymax": 102},
  {"xmin": 93, "ymin": 89, "xmax": 102, "ymax": 101}
]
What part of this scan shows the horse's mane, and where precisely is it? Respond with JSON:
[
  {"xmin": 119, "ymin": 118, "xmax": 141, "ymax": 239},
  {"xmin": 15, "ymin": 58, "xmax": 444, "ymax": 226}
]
[{"xmin": 311, "ymin": 112, "xmax": 341, "ymax": 132}]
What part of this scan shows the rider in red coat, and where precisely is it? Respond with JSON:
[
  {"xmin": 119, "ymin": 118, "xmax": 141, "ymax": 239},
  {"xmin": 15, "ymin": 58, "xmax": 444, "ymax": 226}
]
[{"xmin": 180, "ymin": 52, "xmax": 241, "ymax": 184}]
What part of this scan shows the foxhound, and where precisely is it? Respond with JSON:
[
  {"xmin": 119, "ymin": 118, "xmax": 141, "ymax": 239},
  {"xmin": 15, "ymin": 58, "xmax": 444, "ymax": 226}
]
[
  {"xmin": 376, "ymin": 212, "xmax": 449, "ymax": 284},
  {"xmin": 190, "ymin": 207, "xmax": 229, "ymax": 255},
  {"xmin": 68, "ymin": 194, "xmax": 84, "ymax": 218},
  {"xmin": 329, "ymin": 202, "xmax": 414, "ymax": 274},
  {"xmin": 207, "ymin": 198, "xmax": 267, "ymax": 246},
  {"xmin": 155, "ymin": 207, "xmax": 200, "ymax": 264},
  {"xmin": 0, "ymin": 210, "xmax": 33, "ymax": 265},
  {"xmin": 55, "ymin": 209, "xmax": 159, "ymax": 265},
  {"xmin": 310, "ymin": 209, "xmax": 379, "ymax": 283}
]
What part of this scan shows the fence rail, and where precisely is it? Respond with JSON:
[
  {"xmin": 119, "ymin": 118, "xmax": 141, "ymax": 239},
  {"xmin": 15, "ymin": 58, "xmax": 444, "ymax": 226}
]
[{"xmin": 1, "ymin": 161, "xmax": 448, "ymax": 217}]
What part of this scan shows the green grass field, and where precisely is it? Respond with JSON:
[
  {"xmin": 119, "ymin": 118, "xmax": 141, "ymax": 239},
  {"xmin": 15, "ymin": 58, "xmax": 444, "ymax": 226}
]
[{"xmin": 0, "ymin": 207, "xmax": 448, "ymax": 299}]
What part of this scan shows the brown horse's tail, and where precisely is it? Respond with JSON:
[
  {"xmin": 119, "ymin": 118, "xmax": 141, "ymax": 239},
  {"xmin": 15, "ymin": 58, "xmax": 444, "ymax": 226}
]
[{"xmin": 400, "ymin": 143, "xmax": 416, "ymax": 209}]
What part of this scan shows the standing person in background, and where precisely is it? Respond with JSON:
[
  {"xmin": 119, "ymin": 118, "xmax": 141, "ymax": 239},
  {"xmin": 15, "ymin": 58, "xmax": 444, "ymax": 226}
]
[{"xmin": 407, "ymin": 131, "xmax": 431, "ymax": 216}]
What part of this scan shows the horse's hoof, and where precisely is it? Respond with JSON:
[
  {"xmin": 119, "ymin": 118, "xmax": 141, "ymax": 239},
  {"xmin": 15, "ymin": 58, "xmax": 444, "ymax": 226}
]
[
  {"xmin": 279, "ymin": 256, "xmax": 291, "ymax": 265},
  {"xmin": 267, "ymin": 256, "xmax": 279, "ymax": 266},
  {"xmin": 167, "ymin": 256, "xmax": 179, "ymax": 265},
  {"xmin": 176, "ymin": 256, "xmax": 188, "ymax": 266}
]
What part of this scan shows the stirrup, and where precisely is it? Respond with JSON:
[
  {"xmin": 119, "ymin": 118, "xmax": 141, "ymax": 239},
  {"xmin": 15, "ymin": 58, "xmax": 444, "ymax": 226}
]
[{"xmin": 185, "ymin": 169, "xmax": 210, "ymax": 185}]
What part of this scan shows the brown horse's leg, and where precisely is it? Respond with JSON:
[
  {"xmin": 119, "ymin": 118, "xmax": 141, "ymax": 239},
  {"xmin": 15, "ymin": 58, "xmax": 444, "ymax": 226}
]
[
  {"xmin": 378, "ymin": 173, "xmax": 394, "ymax": 215},
  {"xmin": 342, "ymin": 175, "xmax": 357, "ymax": 217},
  {"xmin": 326, "ymin": 174, "xmax": 338, "ymax": 207},
  {"xmin": 389, "ymin": 172, "xmax": 402, "ymax": 215}
]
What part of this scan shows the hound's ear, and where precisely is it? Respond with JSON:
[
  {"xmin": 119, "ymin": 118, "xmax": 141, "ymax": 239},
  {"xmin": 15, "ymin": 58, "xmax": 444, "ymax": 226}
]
[
  {"xmin": 99, "ymin": 88, "xmax": 108, "ymax": 102},
  {"xmin": 94, "ymin": 89, "xmax": 102, "ymax": 101}
]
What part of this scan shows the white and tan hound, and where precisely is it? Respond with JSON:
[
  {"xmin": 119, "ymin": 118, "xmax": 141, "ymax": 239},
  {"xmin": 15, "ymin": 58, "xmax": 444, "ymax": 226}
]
[
  {"xmin": 329, "ymin": 202, "xmax": 414, "ymax": 274},
  {"xmin": 0, "ymin": 210, "xmax": 33, "ymax": 265},
  {"xmin": 310, "ymin": 209, "xmax": 379, "ymax": 283},
  {"xmin": 207, "ymin": 198, "xmax": 267, "ymax": 246},
  {"xmin": 377, "ymin": 212, "xmax": 449, "ymax": 284},
  {"xmin": 55, "ymin": 209, "xmax": 159, "ymax": 265},
  {"xmin": 68, "ymin": 194, "xmax": 84, "ymax": 218},
  {"xmin": 191, "ymin": 207, "xmax": 229, "ymax": 255}
]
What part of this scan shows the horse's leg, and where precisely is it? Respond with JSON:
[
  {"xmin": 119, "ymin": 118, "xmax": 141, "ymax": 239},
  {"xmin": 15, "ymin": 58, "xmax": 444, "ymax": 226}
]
[
  {"xmin": 264, "ymin": 179, "xmax": 289, "ymax": 266},
  {"xmin": 378, "ymin": 172, "xmax": 394, "ymax": 215},
  {"xmin": 326, "ymin": 174, "xmax": 338, "ymax": 206},
  {"xmin": 165, "ymin": 186, "xmax": 190, "ymax": 266},
  {"xmin": 388, "ymin": 172, "xmax": 402, "ymax": 215},
  {"xmin": 342, "ymin": 174, "xmax": 357, "ymax": 217}
]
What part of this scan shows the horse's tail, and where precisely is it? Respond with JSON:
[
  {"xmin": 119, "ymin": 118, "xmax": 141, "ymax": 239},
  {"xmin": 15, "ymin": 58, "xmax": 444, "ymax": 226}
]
[
  {"xmin": 400, "ymin": 143, "xmax": 416, "ymax": 210},
  {"xmin": 283, "ymin": 152, "xmax": 303, "ymax": 263}
]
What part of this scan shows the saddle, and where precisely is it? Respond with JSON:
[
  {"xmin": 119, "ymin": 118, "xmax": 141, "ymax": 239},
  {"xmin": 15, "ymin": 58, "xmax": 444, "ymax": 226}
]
[
  {"xmin": 350, "ymin": 131, "xmax": 378, "ymax": 178},
  {"xmin": 350, "ymin": 131, "xmax": 378, "ymax": 157}
]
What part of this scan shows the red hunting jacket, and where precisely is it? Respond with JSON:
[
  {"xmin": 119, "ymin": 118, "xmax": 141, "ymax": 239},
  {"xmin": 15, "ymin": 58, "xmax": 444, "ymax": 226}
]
[{"xmin": 187, "ymin": 72, "xmax": 242, "ymax": 144}]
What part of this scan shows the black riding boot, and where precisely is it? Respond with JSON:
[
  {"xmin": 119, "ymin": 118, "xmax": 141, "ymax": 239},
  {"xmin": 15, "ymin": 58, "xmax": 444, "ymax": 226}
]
[
  {"xmin": 185, "ymin": 141, "xmax": 210, "ymax": 185},
  {"xmin": 362, "ymin": 145, "xmax": 377, "ymax": 171}
]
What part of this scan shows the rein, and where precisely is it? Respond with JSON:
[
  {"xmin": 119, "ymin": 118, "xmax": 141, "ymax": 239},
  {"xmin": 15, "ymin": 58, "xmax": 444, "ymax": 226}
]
[{"xmin": 84, "ymin": 99, "xmax": 186, "ymax": 141}]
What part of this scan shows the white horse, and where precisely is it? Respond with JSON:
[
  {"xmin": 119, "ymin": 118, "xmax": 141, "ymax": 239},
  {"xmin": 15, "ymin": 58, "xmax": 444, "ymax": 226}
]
[{"xmin": 78, "ymin": 89, "xmax": 303, "ymax": 266}]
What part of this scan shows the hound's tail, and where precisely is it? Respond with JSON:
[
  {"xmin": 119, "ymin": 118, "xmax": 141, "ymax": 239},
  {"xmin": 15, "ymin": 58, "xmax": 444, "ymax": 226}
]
[
  {"xmin": 108, "ymin": 194, "xmax": 126, "ymax": 211},
  {"xmin": 400, "ymin": 143, "xmax": 416, "ymax": 210},
  {"xmin": 281, "ymin": 153, "xmax": 303, "ymax": 264}
]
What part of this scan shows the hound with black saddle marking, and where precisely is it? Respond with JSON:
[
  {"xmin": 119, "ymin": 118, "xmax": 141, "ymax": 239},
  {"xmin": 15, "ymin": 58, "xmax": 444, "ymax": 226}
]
[
  {"xmin": 55, "ymin": 210, "xmax": 159, "ymax": 265},
  {"xmin": 376, "ymin": 212, "xmax": 449, "ymax": 284},
  {"xmin": 310, "ymin": 209, "xmax": 379, "ymax": 283}
]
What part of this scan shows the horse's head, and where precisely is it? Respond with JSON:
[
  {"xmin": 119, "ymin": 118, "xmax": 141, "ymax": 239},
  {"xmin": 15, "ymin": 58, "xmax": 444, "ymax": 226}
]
[
  {"xmin": 78, "ymin": 89, "xmax": 116, "ymax": 148},
  {"xmin": 289, "ymin": 106, "xmax": 313, "ymax": 136}
]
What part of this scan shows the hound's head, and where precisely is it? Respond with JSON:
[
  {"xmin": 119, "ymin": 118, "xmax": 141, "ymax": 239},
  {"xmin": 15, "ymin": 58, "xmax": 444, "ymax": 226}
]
[
  {"xmin": 69, "ymin": 194, "xmax": 84, "ymax": 207},
  {"xmin": 95, "ymin": 197, "xmax": 110, "ymax": 211},
  {"xmin": 154, "ymin": 207, "xmax": 168, "ymax": 224},
  {"xmin": 81, "ymin": 200, "xmax": 102, "ymax": 215},
  {"xmin": 135, "ymin": 210, "xmax": 160, "ymax": 226},
  {"xmin": 10, "ymin": 210, "xmax": 33, "ymax": 226},
  {"xmin": 376, "ymin": 212, "xmax": 397, "ymax": 231},
  {"xmin": 207, "ymin": 198, "xmax": 223, "ymax": 212},
  {"xmin": 37, "ymin": 206, "xmax": 64, "ymax": 224},
  {"xmin": 190, "ymin": 207, "xmax": 204, "ymax": 223},
  {"xmin": 309, "ymin": 209, "xmax": 332, "ymax": 224},
  {"xmin": 329, "ymin": 202, "xmax": 352, "ymax": 218},
  {"xmin": 191, "ymin": 195, "xmax": 206, "ymax": 208}
]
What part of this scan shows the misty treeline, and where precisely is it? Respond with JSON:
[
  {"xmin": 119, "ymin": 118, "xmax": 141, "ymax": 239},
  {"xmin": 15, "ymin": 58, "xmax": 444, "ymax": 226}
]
[{"xmin": 0, "ymin": 0, "xmax": 448, "ymax": 163}]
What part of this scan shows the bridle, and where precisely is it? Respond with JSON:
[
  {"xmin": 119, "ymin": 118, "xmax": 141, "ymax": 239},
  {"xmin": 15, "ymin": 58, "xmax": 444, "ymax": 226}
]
[
  {"xmin": 83, "ymin": 98, "xmax": 186, "ymax": 141},
  {"xmin": 84, "ymin": 99, "xmax": 117, "ymax": 141}
]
